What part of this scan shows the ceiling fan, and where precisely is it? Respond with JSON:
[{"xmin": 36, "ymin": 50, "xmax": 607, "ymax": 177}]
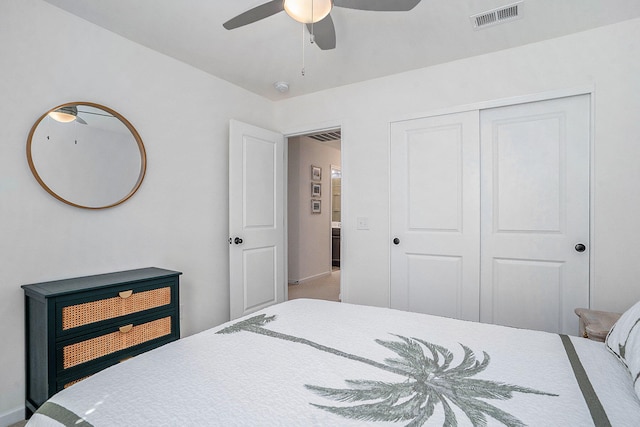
[
  {"xmin": 48, "ymin": 105, "xmax": 115, "ymax": 125},
  {"xmin": 223, "ymin": 0, "xmax": 422, "ymax": 50},
  {"xmin": 48, "ymin": 106, "xmax": 88, "ymax": 124}
]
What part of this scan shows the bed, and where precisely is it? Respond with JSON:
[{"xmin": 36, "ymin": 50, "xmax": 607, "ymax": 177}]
[{"xmin": 26, "ymin": 298, "xmax": 640, "ymax": 426}]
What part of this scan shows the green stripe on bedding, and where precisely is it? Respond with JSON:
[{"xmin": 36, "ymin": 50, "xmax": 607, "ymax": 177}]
[
  {"xmin": 560, "ymin": 334, "xmax": 611, "ymax": 427},
  {"xmin": 35, "ymin": 402, "xmax": 93, "ymax": 427}
]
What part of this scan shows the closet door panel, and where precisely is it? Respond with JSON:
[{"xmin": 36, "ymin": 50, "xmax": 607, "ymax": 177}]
[
  {"xmin": 480, "ymin": 95, "xmax": 590, "ymax": 335},
  {"xmin": 407, "ymin": 126, "xmax": 462, "ymax": 231},
  {"xmin": 490, "ymin": 258, "xmax": 563, "ymax": 332},
  {"xmin": 406, "ymin": 254, "xmax": 463, "ymax": 317},
  {"xmin": 494, "ymin": 116, "xmax": 563, "ymax": 232},
  {"xmin": 390, "ymin": 111, "xmax": 480, "ymax": 321}
]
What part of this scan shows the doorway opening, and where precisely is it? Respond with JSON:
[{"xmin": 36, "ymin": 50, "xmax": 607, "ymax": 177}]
[{"xmin": 287, "ymin": 128, "xmax": 342, "ymax": 302}]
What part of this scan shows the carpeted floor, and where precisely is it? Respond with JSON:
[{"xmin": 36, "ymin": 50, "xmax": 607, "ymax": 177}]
[{"xmin": 288, "ymin": 268, "xmax": 340, "ymax": 302}]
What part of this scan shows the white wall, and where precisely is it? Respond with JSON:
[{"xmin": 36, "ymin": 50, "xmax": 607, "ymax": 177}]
[
  {"xmin": 0, "ymin": 0, "xmax": 274, "ymax": 420},
  {"xmin": 287, "ymin": 136, "xmax": 340, "ymax": 283},
  {"xmin": 275, "ymin": 18, "xmax": 640, "ymax": 313}
]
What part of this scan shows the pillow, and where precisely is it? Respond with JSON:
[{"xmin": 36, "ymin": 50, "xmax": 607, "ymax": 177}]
[{"xmin": 606, "ymin": 300, "xmax": 640, "ymax": 398}]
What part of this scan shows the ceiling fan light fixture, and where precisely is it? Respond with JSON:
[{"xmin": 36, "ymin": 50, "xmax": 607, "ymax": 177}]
[
  {"xmin": 284, "ymin": 0, "xmax": 332, "ymax": 24},
  {"xmin": 48, "ymin": 106, "xmax": 78, "ymax": 123}
]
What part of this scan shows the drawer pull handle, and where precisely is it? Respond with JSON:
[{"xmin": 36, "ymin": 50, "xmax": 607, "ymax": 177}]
[
  {"xmin": 119, "ymin": 290, "xmax": 133, "ymax": 299},
  {"xmin": 119, "ymin": 324, "xmax": 133, "ymax": 333}
]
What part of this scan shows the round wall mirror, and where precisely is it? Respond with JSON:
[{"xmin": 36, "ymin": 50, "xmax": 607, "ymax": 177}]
[{"xmin": 27, "ymin": 102, "xmax": 146, "ymax": 209}]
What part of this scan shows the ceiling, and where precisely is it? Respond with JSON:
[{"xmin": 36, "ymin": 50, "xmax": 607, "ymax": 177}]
[{"xmin": 43, "ymin": 0, "xmax": 640, "ymax": 101}]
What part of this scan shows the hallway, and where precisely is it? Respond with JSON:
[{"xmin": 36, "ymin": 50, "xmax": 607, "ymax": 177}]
[{"xmin": 288, "ymin": 268, "xmax": 340, "ymax": 302}]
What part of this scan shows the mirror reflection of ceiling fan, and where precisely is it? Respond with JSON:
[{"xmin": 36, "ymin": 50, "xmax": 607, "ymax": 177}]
[
  {"xmin": 223, "ymin": 0, "xmax": 422, "ymax": 50},
  {"xmin": 48, "ymin": 105, "xmax": 114, "ymax": 125}
]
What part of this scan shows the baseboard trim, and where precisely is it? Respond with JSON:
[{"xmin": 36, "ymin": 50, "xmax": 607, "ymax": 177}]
[
  {"xmin": 0, "ymin": 406, "xmax": 24, "ymax": 427},
  {"xmin": 288, "ymin": 270, "xmax": 332, "ymax": 285}
]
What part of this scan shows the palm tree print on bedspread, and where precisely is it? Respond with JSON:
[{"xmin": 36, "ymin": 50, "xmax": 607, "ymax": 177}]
[{"xmin": 218, "ymin": 314, "xmax": 557, "ymax": 426}]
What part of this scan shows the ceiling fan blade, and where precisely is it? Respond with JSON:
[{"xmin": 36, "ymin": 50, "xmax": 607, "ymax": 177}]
[
  {"xmin": 334, "ymin": 0, "xmax": 421, "ymax": 12},
  {"xmin": 223, "ymin": 0, "xmax": 284, "ymax": 30},
  {"xmin": 306, "ymin": 14, "xmax": 336, "ymax": 50},
  {"xmin": 75, "ymin": 116, "xmax": 87, "ymax": 125}
]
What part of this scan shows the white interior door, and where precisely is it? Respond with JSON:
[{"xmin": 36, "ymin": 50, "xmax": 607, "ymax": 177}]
[
  {"xmin": 390, "ymin": 111, "xmax": 481, "ymax": 321},
  {"xmin": 229, "ymin": 120, "xmax": 285, "ymax": 320},
  {"xmin": 479, "ymin": 95, "xmax": 590, "ymax": 334}
]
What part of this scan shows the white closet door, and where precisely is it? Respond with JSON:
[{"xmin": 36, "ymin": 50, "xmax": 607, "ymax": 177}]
[
  {"xmin": 390, "ymin": 111, "xmax": 480, "ymax": 321},
  {"xmin": 480, "ymin": 95, "xmax": 590, "ymax": 334}
]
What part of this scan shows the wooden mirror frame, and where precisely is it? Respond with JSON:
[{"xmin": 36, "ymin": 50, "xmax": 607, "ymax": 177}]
[{"xmin": 26, "ymin": 102, "xmax": 147, "ymax": 210}]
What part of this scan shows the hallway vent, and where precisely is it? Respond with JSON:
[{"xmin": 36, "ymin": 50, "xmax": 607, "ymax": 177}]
[
  {"xmin": 471, "ymin": 1, "xmax": 522, "ymax": 29},
  {"xmin": 308, "ymin": 130, "xmax": 341, "ymax": 142}
]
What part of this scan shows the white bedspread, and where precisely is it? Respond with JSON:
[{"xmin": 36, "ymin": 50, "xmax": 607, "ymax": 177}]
[{"xmin": 27, "ymin": 299, "xmax": 640, "ymax": 426}]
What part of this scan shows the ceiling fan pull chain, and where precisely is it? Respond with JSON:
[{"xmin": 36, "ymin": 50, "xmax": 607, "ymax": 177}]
[
  {"xmin": 310, "ymin": 0, "xmax": 315, "ymax": 44},
  {"xmin": 301, "ymin": 22, "xmax": 307, "ymax": 76},
  {"xmin": 301, "ymin": 0, "xmax": 316, "ymax": 76}
]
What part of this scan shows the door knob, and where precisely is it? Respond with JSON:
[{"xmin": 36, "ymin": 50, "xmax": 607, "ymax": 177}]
[
  {"xmin": 234, "ymin": 237, "xmax": 243, "ymax": 245},
  {"xmin": 575, "ymin": 243, "xmax": 586, "ymax": 252},
  {"xmin": 393, "ymin": 238, "xmax": 400, "ymax": 245}
]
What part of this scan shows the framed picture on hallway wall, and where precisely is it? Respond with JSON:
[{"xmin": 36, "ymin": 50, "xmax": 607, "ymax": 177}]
[
  {"xmin": 311, "ymin": 165, "xmax": 322, "ymax": 181},
  {"xmin": 311, "ymin": 199, "xmax": 321, "ymax": 214},
  {"xmin": 311, "ymin": 182, "xmax": 321, "ymax": 197}
]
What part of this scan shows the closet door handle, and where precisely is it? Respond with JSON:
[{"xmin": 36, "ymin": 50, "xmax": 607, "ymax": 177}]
[
  {"xmin": 575, "ymin": 243, "xmax": 586, "ymax": 252},
  {"xmin": 393, "ymin": 238, "xmax": 400, "ymax": 245},
  {"xmin": 234, "ymin": 237, "xmax": 244, "ymax": 245}
]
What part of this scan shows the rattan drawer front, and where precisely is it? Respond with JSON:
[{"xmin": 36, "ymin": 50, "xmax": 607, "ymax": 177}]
[
  {"xmin": 62, "ymin": 316, "xmax": 172, "ymax": 369},
  {"xmin": 62, "ymin": 287, "xmax": 171, "ymax": 330}
]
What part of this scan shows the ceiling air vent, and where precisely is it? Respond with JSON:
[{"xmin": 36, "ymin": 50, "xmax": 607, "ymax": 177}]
[
  {"xmin": 471, "ymin": 1, "xmax": 522, "ymax": 29},
  {"xmin": 308, "ymin": 130, "xmax": 341, "ymax": 142}
]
